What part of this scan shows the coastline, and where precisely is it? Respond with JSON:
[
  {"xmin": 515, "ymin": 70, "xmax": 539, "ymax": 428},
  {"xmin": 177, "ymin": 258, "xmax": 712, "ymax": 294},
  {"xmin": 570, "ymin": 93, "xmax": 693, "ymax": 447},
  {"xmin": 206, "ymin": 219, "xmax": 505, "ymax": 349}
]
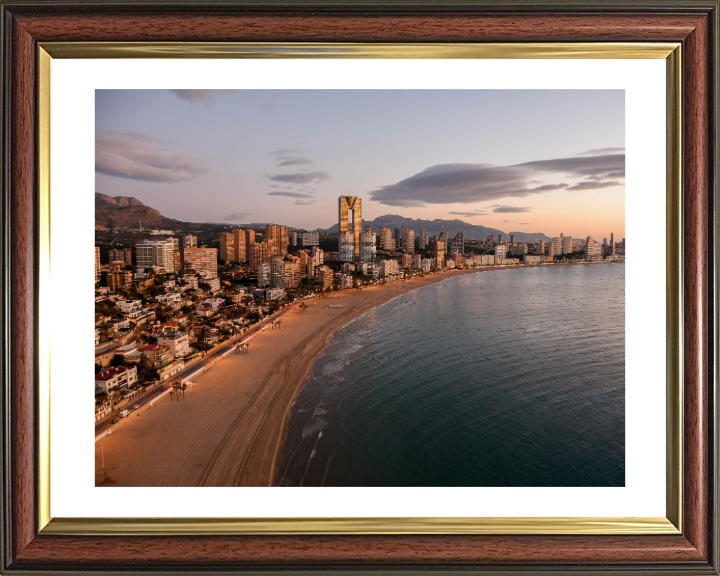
[{"xmin": 94, "ymin": 262, "xmax": 615, "ymax": 487}]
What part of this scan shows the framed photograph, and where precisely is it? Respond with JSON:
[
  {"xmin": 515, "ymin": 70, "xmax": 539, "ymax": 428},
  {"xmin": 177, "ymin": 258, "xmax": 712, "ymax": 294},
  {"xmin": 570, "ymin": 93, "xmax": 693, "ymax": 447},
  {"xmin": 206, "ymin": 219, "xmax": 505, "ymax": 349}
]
[{"xmin": 1, "ymin": 1, "xmax": 717, "ymax": 574}]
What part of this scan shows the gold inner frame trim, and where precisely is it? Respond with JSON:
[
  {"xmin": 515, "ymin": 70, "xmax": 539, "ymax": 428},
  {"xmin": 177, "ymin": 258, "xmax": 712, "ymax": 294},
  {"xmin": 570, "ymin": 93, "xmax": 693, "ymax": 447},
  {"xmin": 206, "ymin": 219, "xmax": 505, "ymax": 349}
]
[{"xmin": 36, "ymin": 42, "xmax": 682, "ymax": 536}]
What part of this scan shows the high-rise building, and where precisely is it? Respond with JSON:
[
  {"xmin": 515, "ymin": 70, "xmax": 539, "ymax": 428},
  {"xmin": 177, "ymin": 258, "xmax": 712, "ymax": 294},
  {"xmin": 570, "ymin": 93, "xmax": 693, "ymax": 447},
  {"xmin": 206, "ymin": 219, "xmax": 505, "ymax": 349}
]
[
  {"xmin": 495, "ymin": 244, "xmax": 508, "ymax": 258},
  {"xmin": 610, "ymin": 232, "xmax": 614, "ymax": 247},
  {"xmin": 535, "ymin": 240, "xmax": 546, "ymax": 255},
  {"xmin": 510, "ymin": 234, "xmax": 515, "ymax": 244},
  {"xmin": 438, "ymin": 231, "xmax": 448, "ymax": 254},
  {"xmin": 284, "ymin": 260, "xmax": 301, "ymax": 288},
  {"xmin": 561, "ymin": 235, "xmax": 574, "ymax": 255},
  {"xmin": 307, "ymin": 231, "xmax": 319, "ymax": 246},
  {"xmin": 290, "ymin": 232, "xmax": 298, "ymax": 246},
  {"xmin": 307, "ymin": 246, "xmax": 324, "ymax": 278},
  {"xmin": 109, "ymin": 248, "xmax": 132, "ymax": 265},
  {"xmin": 249, "ymin": 242, "xmax": 270, "ymax": 272},
  {"xmin": 338, "ymin": 196, "xmax": 362, "ymax": 260},
  {"xmin": 360, "ymin": 231, "xmax": 377, "ymax": 262},
  {"xmin": 419, "ymin": 227, "xmax": 428, "ymax": 250},
  {"xmin": 232, "ymin": 229, "xmax": 248, "ymax": 262},
  {"xmin": 317, "ymin": 265, "xmax": 334, "ymax": 290},
  {"xmin": 498, "ymin": 234, "xmax": 503, "ymax": 243},
  {"xmin": 603, "ymin": 237, "xmax": 608, "ymax": 246},
  {"xmin": 257, "ymin": 263, "xmax": 271, "ymax": 288},
  {"xmin": 380, "ymin": 226, "xmax": 393, "ymax": 250},
  {"xmin": 182, "ymin": 235, "xmax": 197, "ymax": 248},
  {"xmin": 95, "ymin": 247, "xmax": 101, "ymax": 284},
  {"xmin": 219, "ymin": 232, "xmax": 235, "ymax": 262},
  {"xmin": 402, "ymin": 227, "xmax": 415, "ymax": 254},
  {"xmin": 450, "ymin": 229, "xmax": 464, "ymax": 255},
  {"xmin": 394, "ymin": 227, "xmax": 402, "ymax": 250},
  {"xmin": 107, "ymin": 264, "xmax": 132, "ymax": 292},
  {"xmin": 585, "ymin": 236, "xmax": 602, "ymax": 261},
  {"xmin": 136, "ymin": 240, "xmax": 175, "ymax": 272},
  {"xmin": 297, "ymin": 250, "xmax": 308, "ymax": 278},
  {"xmin": 339, "ymin": 231, "xmax": 356, "ymax": 262},
  {"xmin": 265, "ymin": 224, "xmax": 289, "ymax": 256},
  {"xmin": 548, "ymin": 236, "xmax": 562, "ymax": 257},
  {"xmin": 182, "ymin": 247, "xmax": 217, "ymax": 276},
  {"xmin": 269, "ymin": 256, "xmax": 286, "ymax": 288},
  {"xmin": 433, "ymin": 239, "xmax": 446, "ymax": 266}
]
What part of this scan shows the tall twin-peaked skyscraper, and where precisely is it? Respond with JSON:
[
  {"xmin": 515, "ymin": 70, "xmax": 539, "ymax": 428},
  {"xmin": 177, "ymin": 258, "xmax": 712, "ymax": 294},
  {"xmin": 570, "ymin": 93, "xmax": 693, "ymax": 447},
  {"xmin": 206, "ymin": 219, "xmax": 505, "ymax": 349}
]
[{"xmin": 338, "ymin": 196, "xmax": 362, "ymax": 261}]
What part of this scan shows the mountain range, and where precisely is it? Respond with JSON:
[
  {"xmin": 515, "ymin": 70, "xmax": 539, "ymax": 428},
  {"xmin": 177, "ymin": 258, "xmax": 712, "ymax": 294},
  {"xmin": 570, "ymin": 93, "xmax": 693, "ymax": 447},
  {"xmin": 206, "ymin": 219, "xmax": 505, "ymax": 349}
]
[
  {"xmin": 95, "ymin": 193, "xmax": 551, "ymax": 242},
  {"xmin": 322, "ymin": 214, "xmax": 551, "ymax": 243}
]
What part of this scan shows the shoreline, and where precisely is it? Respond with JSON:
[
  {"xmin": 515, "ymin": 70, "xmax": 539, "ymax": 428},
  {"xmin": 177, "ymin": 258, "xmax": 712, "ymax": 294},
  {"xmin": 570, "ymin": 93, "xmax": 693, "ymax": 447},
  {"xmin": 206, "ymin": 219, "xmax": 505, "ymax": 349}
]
[
  {"xmin": 95, "ymin": 261, "xmax": 621, "ymax": 487},
  {"xmin": 268, "ymin": 261, "xmax": 601, "ymax": 485}
]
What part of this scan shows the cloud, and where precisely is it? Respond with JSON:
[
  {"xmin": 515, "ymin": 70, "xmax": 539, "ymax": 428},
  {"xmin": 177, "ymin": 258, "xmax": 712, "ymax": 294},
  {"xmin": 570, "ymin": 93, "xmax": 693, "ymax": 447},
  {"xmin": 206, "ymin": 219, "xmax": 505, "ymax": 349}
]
[
  {"xmin": 169, "ymin": 89, "xmax": 235, "ymax": 103},
  {"xmin": 518, "ymin": 222, "xmax": 531, "ymax": 225},
  {"xmin": 95, "ymin": 130, "xmax": 208, "ymax": 183},
  {"xmin": 223, "ymin": 212, "xmax": 249, "ymax": 222},
  {"xmin": 491, "ymin": 205, "xmax": 531, "ymax": 213},
  {"xmin": 448, "ymin": 211, "xmax": 489, "ymax": 217},
  {"xmin": 268, "ymin": 171, "xmax": 328, "ymax": 185},
  {"xmin": 294, "ymin": 199, "xmax": 316, "ymax": 206},
  {"xmin": 566, "ymin": 180, "xmax": 622, "ymax": 191},
  {"xmin": 576, "ymin": 147, "xmax": 625, "ymax": 156},
  {"xmin": 268, "ymin": 191, "xmax": 314, "ymax": 199},
  {"xmin": 370, "ymin": 152, "xmax": 623, "ymax": 207},
  {"xmin": 501, "ymin": 220, "xmax": 512, "ymax": 223}
]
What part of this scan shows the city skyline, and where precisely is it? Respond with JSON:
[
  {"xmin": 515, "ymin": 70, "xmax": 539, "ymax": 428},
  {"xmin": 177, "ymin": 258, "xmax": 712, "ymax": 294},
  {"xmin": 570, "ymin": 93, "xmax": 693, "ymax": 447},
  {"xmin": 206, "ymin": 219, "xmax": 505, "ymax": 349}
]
[{"xmin": 96, "ymin": 89, "xmax": 625, "ymax": 240}]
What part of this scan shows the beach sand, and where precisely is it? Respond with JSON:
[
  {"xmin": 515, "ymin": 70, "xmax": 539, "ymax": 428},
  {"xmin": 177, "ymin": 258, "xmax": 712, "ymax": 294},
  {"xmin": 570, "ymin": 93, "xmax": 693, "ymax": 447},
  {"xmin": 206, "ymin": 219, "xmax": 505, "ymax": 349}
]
[{"xmin": 94, "ymin": 266, "xmax": 540, "ymax": 487}]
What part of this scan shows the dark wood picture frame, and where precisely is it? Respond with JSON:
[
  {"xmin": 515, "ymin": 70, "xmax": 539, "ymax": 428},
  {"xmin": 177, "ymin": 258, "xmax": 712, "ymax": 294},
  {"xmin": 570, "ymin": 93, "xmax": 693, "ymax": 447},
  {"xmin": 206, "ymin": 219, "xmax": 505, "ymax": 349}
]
[{"xmin": 1, "ymin": 1, "xmax": 718, "ymax": 573}]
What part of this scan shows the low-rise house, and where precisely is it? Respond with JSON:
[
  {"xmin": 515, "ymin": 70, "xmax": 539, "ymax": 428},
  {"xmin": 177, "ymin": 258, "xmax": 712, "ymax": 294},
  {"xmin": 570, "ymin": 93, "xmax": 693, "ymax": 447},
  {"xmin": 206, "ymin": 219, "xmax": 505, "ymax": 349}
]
[
  {"xmin": 157, "ymin": 331, "xmax": 191, "ymax": 358},
  {"xmin": 116, "ymin": 300, "xmax": 142, "ymax": 314},
  {"xmin": 140, "ymin": 344, "xmax": 173, "ymax": 368},
  {"xmin": 95, "ymin": 365, "xmax": 138, "ymax": 395},
  {"xmin": 155, "ymin": 292, "xmax": 182, "ymax": 306},
  {"xmin": 157, "ymin": 359, "xmax": 185, "ymax": 382},
  {"xmin": 214, "ymin": 319, "xmax": 234, "ymax": 330},
  {"xmin": 195, "ymin": 307, "xmax": 214, "ymax": 318},
  {"xmin": 199, "ymin": 298, "xmax": 225, "ymax": 312},
  {"xmin": 171, "ymin": 313, "xmax": 190, "ymax": 326},
  {"xmin": 158, "ymin": 321, "xmax": 180, "ymax": 333}
]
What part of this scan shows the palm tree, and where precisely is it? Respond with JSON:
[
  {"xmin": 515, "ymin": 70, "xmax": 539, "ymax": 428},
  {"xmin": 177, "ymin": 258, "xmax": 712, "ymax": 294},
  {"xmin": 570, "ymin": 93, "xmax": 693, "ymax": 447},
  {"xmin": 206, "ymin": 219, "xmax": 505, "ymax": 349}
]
[{"xmin": 181, "ymin": 383, "xmax": 188, "ymax": 399}]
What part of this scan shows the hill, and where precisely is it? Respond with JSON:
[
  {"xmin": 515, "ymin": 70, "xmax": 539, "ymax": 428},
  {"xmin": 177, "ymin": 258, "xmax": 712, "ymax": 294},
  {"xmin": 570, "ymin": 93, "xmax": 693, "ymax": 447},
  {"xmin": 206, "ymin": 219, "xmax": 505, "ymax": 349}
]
[
  {"xmin": 323, "ymin": 214, "xmax": 551, "ymax": 243},
  {"xmin": 95, "ymin": 193, "xmax": 226, "ymax": 233}
]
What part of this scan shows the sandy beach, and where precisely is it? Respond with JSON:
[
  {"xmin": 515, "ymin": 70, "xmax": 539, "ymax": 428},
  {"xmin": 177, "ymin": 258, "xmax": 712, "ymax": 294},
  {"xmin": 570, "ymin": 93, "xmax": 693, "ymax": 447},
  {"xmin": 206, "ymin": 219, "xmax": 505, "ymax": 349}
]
[{"xmin": 94, "ymin": 265, "xmax": 556, "ymax": 487}]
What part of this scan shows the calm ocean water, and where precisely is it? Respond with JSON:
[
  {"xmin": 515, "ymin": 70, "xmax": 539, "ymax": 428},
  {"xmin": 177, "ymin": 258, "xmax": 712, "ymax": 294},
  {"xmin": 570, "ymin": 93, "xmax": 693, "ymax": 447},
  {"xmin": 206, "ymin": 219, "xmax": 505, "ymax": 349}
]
[{"xmin": 275, "ymin": 264, "xmax": 625, "ymax": 487}]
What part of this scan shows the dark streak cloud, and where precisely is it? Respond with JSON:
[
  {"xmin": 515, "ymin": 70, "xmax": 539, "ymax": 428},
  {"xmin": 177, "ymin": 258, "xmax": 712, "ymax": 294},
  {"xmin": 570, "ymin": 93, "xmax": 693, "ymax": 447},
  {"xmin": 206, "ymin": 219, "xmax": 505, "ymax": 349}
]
[
  {"xmin": 370, "ymin": 152, "xmax": 623, "ymax": 207},
  {"xmin": 566, "ymin": 180, "xmax": 622, "ymax": 191},
  {"xmin": 448, "ymin": 211, "xmax": 489, "ymax": 217},
  {"xmin": 268, "ymin": 171, "xmax": 328, "ymax": 185},
  {"xmin": 492, "ymin": 205, "xmax": 531, "ymax": 213},
  {"xmin": 169, "ymin": 89, "xmax": 236, "ymax": 103},
  {"xmin": 268, "ymin": 191, "xmax": 314, "ymax": 199},
  {"xmin": 95, "ymin": 130, "xmax": 208, "ymax": 183}
]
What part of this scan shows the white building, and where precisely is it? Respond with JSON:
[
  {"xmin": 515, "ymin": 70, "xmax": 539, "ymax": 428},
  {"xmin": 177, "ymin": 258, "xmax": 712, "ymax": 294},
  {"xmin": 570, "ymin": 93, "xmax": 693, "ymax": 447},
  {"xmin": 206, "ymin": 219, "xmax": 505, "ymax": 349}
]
[
  {"xmin": 116, "ymin": 299, "xmax": 142, "ymax": 314},
  {"xmin": 136, "ymin": 240, "xmax": 175, "ymax": 272},
  {"xmin": 95, "ymin": 365, "xmax": 138, "ymax": 395},
  {"xmin": 494, "ymin": 244, "xmax": 508, "ymax": 258},
  {"xmin": 360, "ymin": 231, "xmax": 377, "ymax": 262},
  {"xmin": 199, "ymin": 298, "xmax": 225, "ymax": 312},
  {"xmin": 157, "ymin": 331, "xmax": 191, "ymax": 358},
  {"xmin": 379, "ymin": 259, "xmax": 399, "ymax": 277}
]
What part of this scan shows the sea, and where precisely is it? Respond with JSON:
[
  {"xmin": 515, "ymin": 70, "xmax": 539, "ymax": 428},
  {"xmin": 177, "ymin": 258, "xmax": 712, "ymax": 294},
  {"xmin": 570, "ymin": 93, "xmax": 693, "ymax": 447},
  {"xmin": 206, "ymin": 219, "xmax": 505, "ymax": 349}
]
[{"xmin": 274, "ymin": 263, "xmax": 625, "ymax": 487}]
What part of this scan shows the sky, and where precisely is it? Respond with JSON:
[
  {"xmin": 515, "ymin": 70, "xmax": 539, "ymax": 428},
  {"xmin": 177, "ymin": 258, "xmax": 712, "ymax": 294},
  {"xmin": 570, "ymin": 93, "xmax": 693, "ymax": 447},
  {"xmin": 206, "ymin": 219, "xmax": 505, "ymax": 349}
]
[{"xmin": 95, "ymin": 89, "xmax": 625, "ymax": 239}]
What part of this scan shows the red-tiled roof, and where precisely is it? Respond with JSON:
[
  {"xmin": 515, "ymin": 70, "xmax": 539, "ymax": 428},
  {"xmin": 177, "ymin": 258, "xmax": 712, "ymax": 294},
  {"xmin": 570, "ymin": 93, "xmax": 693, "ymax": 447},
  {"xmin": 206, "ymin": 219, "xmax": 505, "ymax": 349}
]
[
  {"xmin": 140, "ymin": 344, "xmax": 170, "ymax": 352},
  {"xmin": 95, "ymin": 365, "xmax": 131, "ymax": 381}
]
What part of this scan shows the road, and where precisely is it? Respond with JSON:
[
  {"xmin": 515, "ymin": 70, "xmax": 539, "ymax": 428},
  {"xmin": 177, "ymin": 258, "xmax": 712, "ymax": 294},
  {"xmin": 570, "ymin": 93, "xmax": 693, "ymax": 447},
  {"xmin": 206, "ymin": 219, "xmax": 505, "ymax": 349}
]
[{"xmin": 94, "ymin": 301, "xmax": 305, "ymax": 438}]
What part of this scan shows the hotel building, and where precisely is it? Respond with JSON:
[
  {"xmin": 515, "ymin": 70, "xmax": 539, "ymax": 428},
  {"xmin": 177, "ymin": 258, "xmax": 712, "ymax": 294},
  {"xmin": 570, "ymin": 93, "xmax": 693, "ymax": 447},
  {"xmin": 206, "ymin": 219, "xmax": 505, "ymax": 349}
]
[
  {"xmin": 339, "ymin": 196, "xmax": 362, "ymax": 260},
  {"xmin": 182, "ymin": 247, "xmax": 218, "ymax": 276}
]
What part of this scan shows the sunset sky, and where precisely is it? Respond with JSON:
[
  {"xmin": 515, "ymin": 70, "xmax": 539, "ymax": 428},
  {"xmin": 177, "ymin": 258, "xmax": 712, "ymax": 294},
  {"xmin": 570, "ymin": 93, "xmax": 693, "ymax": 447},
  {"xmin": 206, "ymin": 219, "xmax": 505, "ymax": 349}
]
[{"xmin": 95, "ymin": 89, "xmax": 624, "ymax": 239}]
